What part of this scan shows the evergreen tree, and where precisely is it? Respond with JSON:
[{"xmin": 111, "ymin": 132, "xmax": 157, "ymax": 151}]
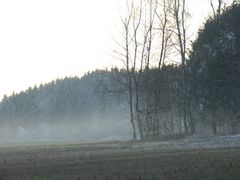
[{"xmin": 189, "ymin": 3, "xmax": 240, "ymax": 134}]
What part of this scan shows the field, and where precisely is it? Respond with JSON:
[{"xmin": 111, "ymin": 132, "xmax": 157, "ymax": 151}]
[{"xmin": 0, "ymin": 137, "xmax": 240, "ymax": 180}]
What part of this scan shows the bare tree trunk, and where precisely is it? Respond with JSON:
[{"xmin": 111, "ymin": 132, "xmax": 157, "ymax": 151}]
[
  {"xmin": 128, "ymin": 76, "xmax": 137, "ymax": 140},
  {"xmin": 135, "ymin": 82, "xmax": 144, "ymax": 140},
  {"xmin": 152, "ymin": 0, "xmax": 172, "ymax": 138},
  {"xmin": 122, "ymin": 9, "xmax": 137, "ymax": 140},
  {"xmin": 173, "ymin": 0, "xmax": 189, "ymax": 134}
]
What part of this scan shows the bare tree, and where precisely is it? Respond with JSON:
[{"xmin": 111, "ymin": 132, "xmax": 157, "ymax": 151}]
[
  {"xmin": 131, "ymin": 0, "xmax": 144, "ymax": 140},
  {"xmin": 121, "ymin": 3, "xmax": 137, "ymax": 140},
  {"xmin": 119, "ymin": 0, "xmax": 162, "ymax": 140},
  {"xmin": 152, "ymin": 0, "xmax": 173, "ymax": 137},
  {"xmin": 118, "ymin": 0, "xmax": 186, "ymax": 139},
  {"xmin": 171, "ymin": 0, "xmax": 196, "ymax": 134}
]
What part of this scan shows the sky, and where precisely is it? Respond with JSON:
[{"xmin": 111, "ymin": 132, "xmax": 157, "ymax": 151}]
[{"xmin": 0, "ymin": 0, "xmax": 228, "ymax": 98}]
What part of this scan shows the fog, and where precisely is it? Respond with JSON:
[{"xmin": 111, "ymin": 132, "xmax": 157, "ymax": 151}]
[{"xmin": 0, "ymin": 116, "xmax": 132, "ymax": 144}]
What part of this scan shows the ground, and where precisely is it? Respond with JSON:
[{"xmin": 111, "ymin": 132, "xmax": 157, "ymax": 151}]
[{"xmin": 0, "ymin": 136, "xmax": 240, "ymax": 180}]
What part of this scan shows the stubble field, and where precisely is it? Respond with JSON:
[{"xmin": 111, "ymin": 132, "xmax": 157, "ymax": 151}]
[{"xmin": 0, "ymin": 138, "xmax": 240, "ymax": 180}]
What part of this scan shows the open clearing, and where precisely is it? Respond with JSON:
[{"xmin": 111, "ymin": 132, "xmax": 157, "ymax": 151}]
[{"xmin": 0, "ymin": 136, "xmax": 240, "ymax": 180}]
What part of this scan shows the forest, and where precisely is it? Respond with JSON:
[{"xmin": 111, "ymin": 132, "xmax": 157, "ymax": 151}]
[{"xmin": 0, "ymin": 1, "xmax": 240, "ymax": 141}]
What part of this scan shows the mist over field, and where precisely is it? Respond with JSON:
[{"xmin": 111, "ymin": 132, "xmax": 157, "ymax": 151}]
[
  {"xmin": 0, "ymin": 118, "xmax": 131, "ymax": 144},
  {"xmin": 0, "ymin": 71, "xmax": 132, "ymax": 144}
]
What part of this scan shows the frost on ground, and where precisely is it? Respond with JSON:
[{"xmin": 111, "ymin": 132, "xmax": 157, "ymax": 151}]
[
  {"xmin": 78, "ymin": 134, "xmax": 240, "ymax": 156},
  {"xmin": 130, "ymin": 135, "xmax": 240, "ymax": 152},
  {"xmin": 0, "ymin": 134, "xmax": 240, "ymax": 156}
]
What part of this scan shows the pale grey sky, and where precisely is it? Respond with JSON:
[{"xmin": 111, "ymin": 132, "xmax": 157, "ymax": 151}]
[{"xmin": 0, "ymin": 0, "xmax": 231, "ymax": 98}]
